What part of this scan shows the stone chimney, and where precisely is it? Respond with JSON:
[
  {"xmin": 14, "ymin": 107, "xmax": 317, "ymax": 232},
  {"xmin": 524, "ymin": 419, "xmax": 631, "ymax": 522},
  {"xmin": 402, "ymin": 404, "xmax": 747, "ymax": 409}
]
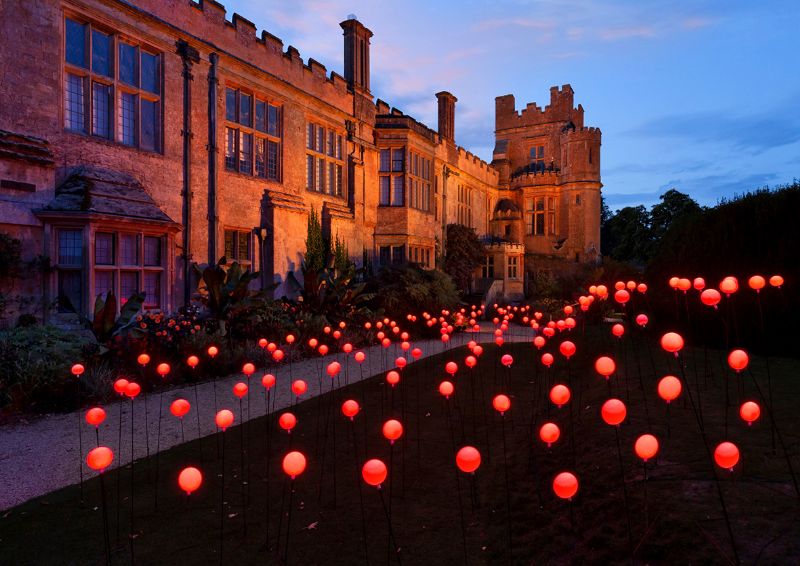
[
  {"xmin": 436, "ymin": 91, "xmax": 457, "ymax": 141},
  {"xmin": 340, "ymin": 16, "xmax": 373, "ymax": 93}
]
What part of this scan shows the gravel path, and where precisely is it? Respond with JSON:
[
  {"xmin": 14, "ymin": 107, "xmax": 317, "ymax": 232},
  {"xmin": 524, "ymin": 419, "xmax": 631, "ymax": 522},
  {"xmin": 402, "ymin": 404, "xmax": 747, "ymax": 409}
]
[{"xmin": 0, "ymin": 325, "xmax": 534, "ymax": 510}]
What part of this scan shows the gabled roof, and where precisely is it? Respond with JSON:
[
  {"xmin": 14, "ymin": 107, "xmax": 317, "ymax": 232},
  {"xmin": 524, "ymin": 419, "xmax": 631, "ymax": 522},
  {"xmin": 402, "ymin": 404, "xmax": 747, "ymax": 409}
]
[{"xmin": 40, "ymin": 166, "xmax": 176, "ymax": 224}]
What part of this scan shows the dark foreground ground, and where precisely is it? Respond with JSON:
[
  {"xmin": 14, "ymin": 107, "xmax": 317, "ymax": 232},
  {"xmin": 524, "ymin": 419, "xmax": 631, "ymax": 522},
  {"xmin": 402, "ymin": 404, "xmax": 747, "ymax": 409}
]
[{"xmin": 2, "ymin": 326, "xmax": 800, "ymax": 565}]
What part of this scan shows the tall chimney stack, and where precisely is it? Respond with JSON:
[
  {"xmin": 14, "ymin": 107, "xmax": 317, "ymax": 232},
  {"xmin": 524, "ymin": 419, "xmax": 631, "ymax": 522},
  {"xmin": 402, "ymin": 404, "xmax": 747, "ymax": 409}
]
[
  {"xmin": 436, "ymin": 91, "xmax": 457, "ymax": 141},
  {"xmin": 340, "ymin": 17, "xmax": 373, "ymax": 93}
]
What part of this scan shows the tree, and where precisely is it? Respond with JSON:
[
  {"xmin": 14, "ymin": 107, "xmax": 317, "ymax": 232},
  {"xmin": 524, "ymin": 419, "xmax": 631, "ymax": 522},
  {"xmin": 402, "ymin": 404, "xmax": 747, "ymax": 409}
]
[
  {"xmin": 305, "ymin": 207, "xmax": 328, "ymax": 273},
  {"xmin": 601, "ymin": 205, "xmax": 652, "ymax": 264},
  {"xmin": 443, "ymin": 223, "xmax": 484, "ymax": 294},
  {"xmin": 649, "ymin": 189, "xmax": 702, "ymax": 241}
]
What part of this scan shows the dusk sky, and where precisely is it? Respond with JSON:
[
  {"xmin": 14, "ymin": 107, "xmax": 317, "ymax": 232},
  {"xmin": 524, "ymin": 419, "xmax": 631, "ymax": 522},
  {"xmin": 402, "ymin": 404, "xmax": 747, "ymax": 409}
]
[{"xmin": 226, "ymin": 0, "xmax": 799, "ymax": 210}]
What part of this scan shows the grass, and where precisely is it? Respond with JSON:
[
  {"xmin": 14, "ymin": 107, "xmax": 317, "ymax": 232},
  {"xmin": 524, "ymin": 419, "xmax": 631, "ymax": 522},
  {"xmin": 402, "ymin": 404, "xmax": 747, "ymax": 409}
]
[{"xmin": 2, "ymin": 326, "xmax": 800, "ymax": 565}]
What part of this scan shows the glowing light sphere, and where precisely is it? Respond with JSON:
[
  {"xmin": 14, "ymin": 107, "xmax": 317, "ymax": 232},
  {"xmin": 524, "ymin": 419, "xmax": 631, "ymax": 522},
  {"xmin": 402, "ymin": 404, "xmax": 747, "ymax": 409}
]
[
  {"xmin": 473, "ymin": 345, "xmax": 484, "ymax": 357},
  {"xmin": 714, "ymin": 442, "xmax": 740, "ymax": 470},
  {"xmin": 637, "ymin": 283, "xmax": 648, "ymax": 294},
  {"xmin": 501, "ymin": 354, "xmax": 514, "ymax": 367},
  {"xmin": 342, "ymin": 399, "xmax": 360, "ymax": 419},
  {"xmin": 541, "ymin": 353, "xmax": 554, "ymax": 368},
  {"xmin": 395, "ymin": 357, "xmax": 407, "ymax": 369},
  {"xmin": 318, "ymin": 345, "xmax": 329, "ymax": 356},
  {"xmin": 601, "ymin": 399, "xmax": 627, "ymax": 426},
  {"xmin": 85, "ymin": 407, "xmax": 106, "ymax": 427},
  {"xmin": 278, "ymin": 412, "xmax": 297, "ymax": 432},
  {"xmin": 272, "ymin": 349, "xmax": 285, "ymax": 362},
  {"xmin": 170, "ymin": 399, "xmax": 190, "ymax": 418},
  {"xmin": 636, "ymin": 314, "xmax": 649, "ymax": 327},
  {"xmin": 282, "ymin": 451, "xmax": 307, "ymax": 479},
  {"xmin": 362, "ymin": 459, "xmax": 387, "ymax": 486},
  {"xmin": 456, "ymin": 446, "xmax": 482, "ymax": 473},
  {"xmin": 137, "ymin": 353, "xmax": 151, "ymax": 366},
  {"xmin": 720, "ymin": 276, "xmax": 739, "ymax": 296},
  {"xmin": 382, "ymin": 419, "xmax": 403, "ymax": 442},
  {"xmin": 727, "ymin": 349, "xmax": 749, "ymax": 372},
  {"xmin": 677, "ymin": 278, "xmax": 692, "ymax": 292},
  {"xmin": 657, "ymin": 376, "xmax": 682, "ymax": 403},
  {"xmin": 233, "ymin": 382, "xmax": 248, "ymax": 398},
  {"xmin": 660, "ymin": 332, "xmax": 684, "ymax": 354},
  {"xmin": 626, "ymin": 280, "xmax": 636, "ymax": 291},
  {"xmin": 693, "ymin": 277, "xmax": 706, "ymax": 291},
  {"xmin": 748, "ymin": 275, "xmax": 766, "ymax": 291},
  {"xmin": 612, "ymin": 324, "xmax": 625, "ymax": 338},
  {"xmin": 113, "ymin": 378, "xmax": 129, "ymax": 395},
  {"xmin": 614, "ymin": 289, "xmax": 630, "ymax": 305},
  {"xmin": 386, "ymin": 371, "xmax": 400, "ymax": 387},
  {"xmin": 769, "ymin": 275, "xmax": 784, "ymax": 288},
  {"xmin": 533, "ymin": 336, "xmax": 546, "ymax": 349},
  {"xmin": 550, "ymin": 384, "xmax": 571, "ymax": 408},
  {"xmin": 71, "ymin": 363, "xmax": 85, "ymax": 377},
  {"xmin": 559, "ymin": 341, "xmax": 576, "ymax": 359},
  {"xmin": 187, "ymin": 355, "xmax": 199, "ymax": 369},
  {"xmin": 543, "ymin": 327, "xmax": 555, "ymax": 338},
  {"xmin": 178, "ymin": 466, "xmax": 203, "ymax": 495},
  {"xmin": 308, "ymin": 338, "xmax": 318, "ymax": 349},
  {"xmin": 261, "ymin": 373, "xmax": 276, "ymax": 389},
  {"xmin": 596, "ymin": 285, "xmax": 608, "ymax": 298},
  {"xmin": 411, "ymin": 348, "xmax": 422, "ymax": 359},
  {"xmin": 595, "ymin": 356, "xmax": 615, "ymax": 378},
  {"xmin": 242, "ymin": 363, "xmax": 255, "ymax": 376},
  {"xmin": 124, "ymin": 382, "xmax": 141, "ymax": 398},
  {"xmin": 669, "ymin": 277, "xmax": 680, "ymax": 289},
  {"xmin": 439, "ymin": 381, "xmax": 454, "ymax": 398},
  {"xmin": 215, "ymin": 409, "xmax": 234, "ymax": 431},
  {"xmin": 327, "ymin": 362, "xmax": 341, "ymax": 377},
  {"xmin": 354, "ymin": 351, "xmax": 366, "ymax": 363},
  {"xmin": 493, "ymin": 394, "xmax": 511, "ymax": 415},
  {"xmin": 87, "ymin": 446, "xmax": 114, "ymax": 471},
  {"xmin": 465, "ymin": 355, "xmax": 477, "ymax": 368},
  {"xmin": 634, "ymin": 434, "xmax": 659, "ymax": 461},
  {"xmin": 739, "ymin": 401, "xmax": 760, "ymax": 425},
  {"xmin": 553, "ymin": 472, "xmax": 579, "ymax": 500},
  {"xmin": 445, "ymin": 362, "xmax": 458, "ymax": 376},
  {"xmin": 615, "ymin": 281, "xmax": 625, "ymax": 291},
  {"xmin": 539, "ymin": 422, "xmax": 561, "ymax": 447},
  {"xmin": 701, "ymin": 289, "xmax": 721, "ymax": 307},
  {"xmin": 156, "ymin": 363, "xmax": 170, "ymax": 377},
  {"xmin": 564, "ymin": 305, "xmax": 574, "ymax": 315}
]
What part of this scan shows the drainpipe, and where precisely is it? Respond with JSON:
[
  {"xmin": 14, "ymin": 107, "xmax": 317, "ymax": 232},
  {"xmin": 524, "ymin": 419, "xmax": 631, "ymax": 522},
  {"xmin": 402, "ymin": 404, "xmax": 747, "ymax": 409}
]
[
  {"xmin": 177, "ymin": 39, "xmax": 200, "ymax": 306},
  {"xmin": 207, "ymin": 52, "xmax": 219, "ymax": 266}
]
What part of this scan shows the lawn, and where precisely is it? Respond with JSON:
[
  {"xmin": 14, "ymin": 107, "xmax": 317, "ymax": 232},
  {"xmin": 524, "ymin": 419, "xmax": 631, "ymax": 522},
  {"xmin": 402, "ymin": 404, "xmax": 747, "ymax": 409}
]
[{"xmin": 2, "ymin": 326, "xmax": 799, "ymax": 565}]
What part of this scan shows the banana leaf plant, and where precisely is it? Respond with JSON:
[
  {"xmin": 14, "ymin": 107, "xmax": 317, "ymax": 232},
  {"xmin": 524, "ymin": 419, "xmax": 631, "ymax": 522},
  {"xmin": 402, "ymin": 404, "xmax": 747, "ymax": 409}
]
[{"xmin": 192, "ymin": 257, "xmax": 263, "ymax": 335}]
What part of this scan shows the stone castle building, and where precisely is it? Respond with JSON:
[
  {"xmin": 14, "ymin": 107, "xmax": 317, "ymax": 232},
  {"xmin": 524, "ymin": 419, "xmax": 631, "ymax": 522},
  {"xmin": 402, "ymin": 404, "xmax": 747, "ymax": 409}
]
[{"xmin": 0, "ymin": 0, "xmax": 601, "ymax": 323}]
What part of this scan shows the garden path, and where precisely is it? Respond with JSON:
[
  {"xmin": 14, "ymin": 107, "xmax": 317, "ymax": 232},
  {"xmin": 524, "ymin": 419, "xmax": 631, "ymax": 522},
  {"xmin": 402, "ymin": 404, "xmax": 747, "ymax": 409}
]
[{"xmin": 0, "ymin": 324, "xmax": 534, "ymax": 510}]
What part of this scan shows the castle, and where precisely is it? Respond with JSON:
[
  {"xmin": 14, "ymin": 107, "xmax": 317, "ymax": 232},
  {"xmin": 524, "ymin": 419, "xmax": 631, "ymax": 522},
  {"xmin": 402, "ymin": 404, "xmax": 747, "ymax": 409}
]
[{"xmin": 0, "ymin": 0, "xmax": 601, "ymax": 323}]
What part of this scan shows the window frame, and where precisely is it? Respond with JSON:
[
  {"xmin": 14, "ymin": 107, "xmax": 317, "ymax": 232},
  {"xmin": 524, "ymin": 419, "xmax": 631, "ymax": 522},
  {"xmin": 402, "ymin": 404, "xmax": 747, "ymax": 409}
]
[
  {"xmin": 408, "ymin": 150, "xmax": 433, "ymax": 213},
  {"xmin": 379, "ymin": 147, "xmax": 405, "ymax": 207},
  {"xmin": 223, "ymin": 228, "xmax": 253, "ymax": 266},
  {"xmin": 224, "ymin": 86, "xmax": 283, "ymax": 181},
  {"xmin": 306, "ymin": 121, "xmax": 345, "ymax": 197},
  {"xmin": 63, "ymin": 15, "xmax": 163, "ymax": 152}
]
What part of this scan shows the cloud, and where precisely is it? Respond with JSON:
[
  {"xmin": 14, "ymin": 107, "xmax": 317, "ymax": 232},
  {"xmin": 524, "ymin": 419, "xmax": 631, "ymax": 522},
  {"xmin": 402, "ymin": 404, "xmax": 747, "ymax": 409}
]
[{"xmin": 599, "ymin": 25, "xmax": 658, "ymax": 41}]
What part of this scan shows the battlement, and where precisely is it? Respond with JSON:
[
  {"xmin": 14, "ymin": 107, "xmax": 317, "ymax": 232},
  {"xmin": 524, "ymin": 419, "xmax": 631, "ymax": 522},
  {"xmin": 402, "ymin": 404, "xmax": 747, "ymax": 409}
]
[
  {"xmin": 562, "ymin": 126, "xmax": 602, "ymax": 140},
  {"xmin": 130, "ymin": 1, "xmax": 356, "ymax": 107},
  {"xmin": 495, "ymin": 84, "xmax": 584, "ymax": 131},
  {"xmin": 509, "ymin": 169, "xmax": 561, "ymax": 188},
  {"xmin": 456, "ymin": 145, "xmax": 499, "ymax": 177}
]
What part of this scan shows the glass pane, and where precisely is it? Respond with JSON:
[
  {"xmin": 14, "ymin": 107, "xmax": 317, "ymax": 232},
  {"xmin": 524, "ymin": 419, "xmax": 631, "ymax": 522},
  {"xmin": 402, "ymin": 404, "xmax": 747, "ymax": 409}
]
[
  {"xmin": 59, "ymin": 230, "xmax": 83, "ymax": 265},
  {"xmin": 225, "ymin": 128, "xmax": 237, "ymax": 170},
  {"xmin": 379, "ymin": 246, "xmax": 390, "ymax": 266},
  {"xmin": 328, "ymin": 162, "xmax": 335, "ymax": 194},
  {"xmin": 118, "ymin": 43, "xmax": 138, "ymax": 86},
  {"xmin": 267, "ymin": 140, "xmax": 279, "ymax": 180},
  {"xmin": 239, "ymin": 132, "xmax": 252, "ymax": 174},
  {"xmin": 379, "ymin": 149, "xmax": 390, "ymax": 172},
  {"xmin": 306, "ymin": 123, "xmax": 314, "ymax": 150},
  {"xmin": 536, "ymin": 214, "xmax": 545, "ymax": 234},
  {"xmin": 140, "ymin": 99, "xmax": 159, "ymax": 151},
  {"xmin": 94, "ymin": 270, "xmax": 114, "ymax": 299},
  {"xmin": 392, "ymin": 148, "xmax": 404, "ymax": 172},
  {"xmin": 65, "ymin": 19, "xmax": 87, "ymax": 68},
  {"xmin": 392, "ymin": 245, "xmax": 404, "ymax": 265},
  {"xmin": 392, "ymin": 176, "xmax": 404, "ymax": 206},
  {"xmin": 143, "ymin": 272, "xmax": 160, "ymax": 307},
  {"xmin": 306, "ymin": 155, "xmax": 314, "ymax": 189},
  {"xmin": 336, "ymin": 135, "xmax": 342, "ymax": 160},
  {"xmin": 91, "ymin": 30, "xmax": 112, "ymax": 77},
  {"xmin": 120, "ymin": 271, "xmax": 139, "ymax": 301},
  {"xmin": 379, "ymin": 176, "xmax": 390, "ymax": 205},
  {"xmin": 327, "ymin": 130, "xmax": 335, "ymax": 157},
  {"xmin": 224, "ymin": 231, "xmax": 235, "ymax": 259},
  {"xmin": 58, "ymin": 270, "xmax": 83, "ymax": 313},
  {"xmin": 118, "ymin": 92, "xmax": 136, "ymax": 146},
  {"xmin": 92, "ymin": 82, "xmax": 111, "ymax": 138},
  {"xmin": 255, "ymin": 100, "xmax": 266, "ymax": 132},
  {"xmin": 538, "ymin": 146, "xmax": 545, "ymax": 158},
  {"xmin": 140, "ymin": 51, "xmax": 159, "ymax": 94},
  {"xmin": 317, "ymin": 127, "xmax": 325, "ymax": 154},
  {"xmin": 119, "ymin": 234, "xmax": 138, "ymax": 265},
  {"xmin": 237, "ymin": 232, "xmax": 250, "ymax": 261},
  {"xmin": 226, "ymin": 88, "xmax": 237, "ymax": 122},
  {"xmin": 239, "ymin": 93, "xmax": 251, "ymax": 127},
  {"xmin": 316, "ymin": 158, "xmax": 325, "ymax": 192},
  {"xmin": 64, "ymin": 74, "xmax": 86, "ymax": 132},
  {"xmin": 143, "ymin": 236, "xmax": 161, "ymax": 266},
  {"xmin": 94, "ymin": 232, "xmax": 114, "ymax": 265},
  {"xmin": 268, "ymin": 104, "xmax": 280, "ymax": 137},
  {"xmin": 255, "ymin": 138, "xmax": 266, "ymax": 177},
  {"xmin": 336, "ymin": 164, "xmax": 342, "ymax": 197}
]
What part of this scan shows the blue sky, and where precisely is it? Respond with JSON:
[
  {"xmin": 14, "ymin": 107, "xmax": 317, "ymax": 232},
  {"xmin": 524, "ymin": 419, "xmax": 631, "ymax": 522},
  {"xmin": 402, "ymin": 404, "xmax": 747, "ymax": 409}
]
[{"xmin": 225, "ymin": 0, "xmax": 799, "ymax": 210}]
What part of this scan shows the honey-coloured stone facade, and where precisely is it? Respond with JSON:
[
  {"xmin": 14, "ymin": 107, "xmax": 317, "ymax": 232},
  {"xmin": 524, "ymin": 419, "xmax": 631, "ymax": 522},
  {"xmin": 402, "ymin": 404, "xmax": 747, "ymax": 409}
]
[{"xmin": 0, "ymin": 0, "xmax": 601, "ymax": 323}]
